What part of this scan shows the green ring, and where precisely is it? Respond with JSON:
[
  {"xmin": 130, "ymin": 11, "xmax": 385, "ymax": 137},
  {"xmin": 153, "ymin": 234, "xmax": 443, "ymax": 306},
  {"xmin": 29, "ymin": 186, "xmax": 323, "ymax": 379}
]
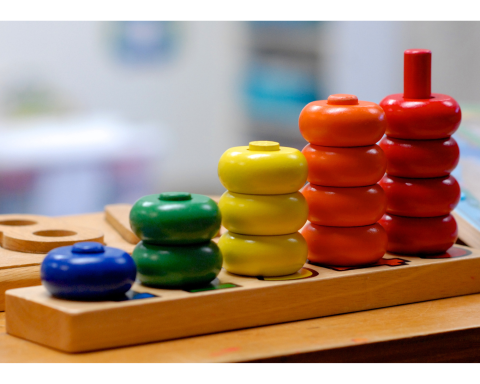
[{"xmin": 132, "ymin": 240, "xmax": 223, "ymax": 288}]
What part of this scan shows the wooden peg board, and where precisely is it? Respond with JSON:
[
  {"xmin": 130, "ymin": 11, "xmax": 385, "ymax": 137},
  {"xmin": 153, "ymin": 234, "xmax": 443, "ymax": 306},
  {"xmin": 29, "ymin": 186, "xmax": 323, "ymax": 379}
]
[
  {"xmin": 0, "ymin": 199, "xmax": 221, "ymax": 312},
  {"xmin": 6, "ymin": 243, "xmax": 480, "ymax": 353},
  {"xmin": 0, "ymin": 210, "xmax": 136, "ymax": 311},
  {"xmin": 452, "ymin": 190, "xmax": 480, "ymax": 249}
]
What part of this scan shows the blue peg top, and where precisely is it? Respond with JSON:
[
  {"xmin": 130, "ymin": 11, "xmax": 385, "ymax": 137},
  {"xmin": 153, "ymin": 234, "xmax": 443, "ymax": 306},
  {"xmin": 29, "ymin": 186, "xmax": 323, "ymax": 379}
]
[{"xmin": 72, "ymin": 242, "xmax": 105, "ymax": 254}]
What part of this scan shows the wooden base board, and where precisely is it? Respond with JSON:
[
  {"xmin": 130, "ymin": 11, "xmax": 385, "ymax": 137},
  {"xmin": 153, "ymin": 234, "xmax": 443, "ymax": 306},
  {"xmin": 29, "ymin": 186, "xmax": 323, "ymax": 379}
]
[
  {"xmin": 5, "ymin": 293, "xmax": 480, "ymax": 362},
  {"xmin": 0, "ymin": 201, "xmax": 222, "ymax": 312},
  {"xmin": 6, "ymin": 245, "xmax": 480, "ymax": 353},
  {"xmin": 1, "ymin": 197, "xmax": 475, "ymax": 314},
  {"xmin": 0, "ymin": 266, "xmax": 41, "ymax": 311},
  {"xmin": 453, "ymin": 190, "xmax": 480, "ymax": 249},
  {"xmin": 0, "ymin": 210, "xmax": 136, "ymax": 312}
]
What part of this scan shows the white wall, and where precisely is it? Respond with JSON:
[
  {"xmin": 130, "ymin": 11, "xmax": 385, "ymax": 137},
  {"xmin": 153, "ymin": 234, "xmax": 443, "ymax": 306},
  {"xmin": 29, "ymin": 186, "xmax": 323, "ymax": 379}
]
[
  {"xmin": 319, "ymin": 21, "xmax": 403, "ymax": 104},
  {"xmin": 0, "ymin": 21, "xmax": 247, "ymax": 196},
  {"xmin": 319, "ymin": 21, "xmax": 480, "ymax": 104},
  {"xmin": 400, "ymin": 21, "xmax": 480, "ymax": 102},
  {"xmin": 0, "ymin": 21, "xmax": 477, "ymax": 201}
]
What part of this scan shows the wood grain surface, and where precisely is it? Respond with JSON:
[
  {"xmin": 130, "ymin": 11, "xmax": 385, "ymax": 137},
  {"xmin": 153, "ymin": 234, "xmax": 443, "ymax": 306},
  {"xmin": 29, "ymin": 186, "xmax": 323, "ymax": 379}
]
[
  {"xmin": 6, "ymin": 244, "xmax": 480, "ymax": 353},
  {"xmin": 453, "ymin": 210, "xmax": 480, "ymax": 249},
  {"xmin": 0, "ymin": 214, "xmax": 104, "ymax": 253},
  {"xmin": 2, "ymin": 203, "xmax": 480, "ymax": 361},
  {"xmin": 0, "ymin": 266, "xmax": 40, "ymax": 310},
  {"xmin": 0, "ymin": 202, "xmax": 223, "ymax": 312},
  {"xmin": 59, "ymin": 212, "xmax": 136, "ymax": 254},
  {"xmin": 0, "ymin": 211, "xmax": 136, "ymax": 311},
  {"xmin": 3, "ymin": 293, "xmax": 480, "ymax": 362},
  {"xmin": 105, "ymin": 204, "xmax": 140, "ymax": 245}
]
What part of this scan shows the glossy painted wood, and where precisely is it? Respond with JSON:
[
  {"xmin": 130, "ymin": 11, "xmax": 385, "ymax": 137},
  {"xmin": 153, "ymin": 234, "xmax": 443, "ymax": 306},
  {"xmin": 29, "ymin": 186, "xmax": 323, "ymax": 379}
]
[
  {"xmin": 218, "ymin": 191, "xmax": 308, "ymax": 236},
  {"xmin": 218, "ymin": 142, "xmax": 308, "ymax": 195},
  {"xmin": 301, "ymin": 222, "xmax": 387, "ymax": 266},
  {"xmin": 379, "ymin": 136, "xmax": 459, "ymax": 178},
  {"xmin": 108, "ymin": 200, "xmax": 223, "ymax": 241},
  {"xmin": 299, "ymin": 94, "xmax": 386, "ymax": 147},
  {"xmin": 380, "ymin": 49, "xmax": 462, "ymax": 255},
  {"xmin": 380, "ymin": 174, "xmax": 461, "ymax": 217},
  {"xmin": 218, "ymin": 142, "xmax": 307, "ymax": 277},
  {"xmin": 404, "ymin": 48, "xmax": 431, "ymax": 99},
  {"xmin": 380, "ymin": 213, "xmax": 458, "ymax": 255},
  {"xmin": 299, "ymin": 94, "xmax": 387, "ymax": 267},
  {"xmin": 381, "ymin": 93, "xmax": 461, "ymax": 140},
  {"xmin": 302, "ymin": 143, "xmax": 386, "ymax": 187},
  {"xmin": 132, "ymin": 240, "xmax": 222, "ymax": 288},
  {"xmin": 218, "ymin": 231, "xmax": 307, "ymax": 276},
  {"xmin": 41, "ymin": 243, "xmax": 137, "ymax": 300},
  {"xmin": 130, "ymin": 193, "xmax": 221, "ymax": 245},
  {"xmin": 302, "ymin": 183, "xmax": 386, "ymax": 227}
]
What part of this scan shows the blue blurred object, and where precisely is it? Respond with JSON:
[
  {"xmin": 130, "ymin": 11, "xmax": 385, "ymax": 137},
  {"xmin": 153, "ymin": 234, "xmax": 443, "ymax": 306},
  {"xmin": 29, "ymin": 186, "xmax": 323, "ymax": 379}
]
[
  {"xmin": 245, "ymin": 61, "xmax": 319, "ymax": 127},
  {"xmin": 108, "ymin": 21, "xmax": 179, "ymax": 66},
  {"xmin": 41, "ymin": 242, "xmax": 137, "ymax": 301},
  {"xmin": 243, "ymin": 21, "xmax": 325, "ymax": 131},
  {"xmin": 248, "ymin": 21, "xmax": 320, "ymax": 29}
]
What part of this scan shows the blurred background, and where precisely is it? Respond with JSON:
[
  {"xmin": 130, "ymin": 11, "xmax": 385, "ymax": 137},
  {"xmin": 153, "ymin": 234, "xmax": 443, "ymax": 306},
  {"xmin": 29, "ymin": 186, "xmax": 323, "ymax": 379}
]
[{"xmin": 0, "ymin": 21, "xmax": 479, "ymax": 216}]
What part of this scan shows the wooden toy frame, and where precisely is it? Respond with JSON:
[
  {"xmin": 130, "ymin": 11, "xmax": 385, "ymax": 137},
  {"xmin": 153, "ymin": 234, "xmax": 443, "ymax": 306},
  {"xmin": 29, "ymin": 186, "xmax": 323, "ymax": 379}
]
[
  {"xmin": 6, "ymin": 243, "xmax": 480, "ymax": 353},
  {"xmin": 0, "ymin": 208, "xmax": 136, "ymax": 311}
]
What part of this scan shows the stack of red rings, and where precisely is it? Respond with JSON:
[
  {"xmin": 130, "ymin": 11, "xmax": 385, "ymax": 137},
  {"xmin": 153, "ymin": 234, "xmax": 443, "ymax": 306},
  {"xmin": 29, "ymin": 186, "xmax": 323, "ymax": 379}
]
[
  {"xmin": 299, "ymin": 94, "xmax": 388, "ymax": 266},
  {"xmin": 379, "ymin": 49, "xmax": 462, "ymax": 255}
]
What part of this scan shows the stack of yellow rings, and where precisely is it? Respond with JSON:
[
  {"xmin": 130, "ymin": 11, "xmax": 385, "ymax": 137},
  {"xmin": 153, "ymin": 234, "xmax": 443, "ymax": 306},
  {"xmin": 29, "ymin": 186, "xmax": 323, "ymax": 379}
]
[{"xmin": 217, "ymin": 141, "xmax": 309, "ymax": 277}]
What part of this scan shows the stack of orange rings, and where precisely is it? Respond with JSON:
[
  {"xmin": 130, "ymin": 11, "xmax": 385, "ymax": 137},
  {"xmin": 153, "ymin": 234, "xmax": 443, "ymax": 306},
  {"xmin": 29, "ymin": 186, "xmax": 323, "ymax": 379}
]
[{"xmin": 299, "ymin": 94, "xmax": 388, "ymax": 267}]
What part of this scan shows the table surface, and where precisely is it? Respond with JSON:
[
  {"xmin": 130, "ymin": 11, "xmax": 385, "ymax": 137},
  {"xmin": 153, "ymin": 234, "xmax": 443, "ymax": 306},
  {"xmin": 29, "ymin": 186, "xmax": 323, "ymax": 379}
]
[{"xmin": 2, "ymin": 212, "xmax": 480, "ymax": 362}]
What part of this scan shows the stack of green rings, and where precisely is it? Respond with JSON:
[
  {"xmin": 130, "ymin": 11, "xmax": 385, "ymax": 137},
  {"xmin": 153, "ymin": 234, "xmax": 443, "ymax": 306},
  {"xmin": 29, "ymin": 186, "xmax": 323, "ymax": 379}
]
[{"xmin": 130, "ymin": 192, "xmax": 223, "ymax": 288}]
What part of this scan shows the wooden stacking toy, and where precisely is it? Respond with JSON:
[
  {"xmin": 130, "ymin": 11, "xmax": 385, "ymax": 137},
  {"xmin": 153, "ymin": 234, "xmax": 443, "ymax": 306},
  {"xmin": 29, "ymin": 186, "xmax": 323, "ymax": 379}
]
[
  {"xmin": 299, "ymin": 94, "xmax": 388, "ymax": 266},
  {"xmin": 379, "ymin": 49, "xmax": 462, "ymax": 254},
  {"xmin": 130, "ymin": 192, "xmax": 223, "ymax": 288},
  {"xmin": 5, "ymin": 202, "xmax": 480, "ymax": 353},
  {"xmin": 217, "ymin": 141, "xmax": 309, "ymax": 276},
  {"xmin": 3, "ymin": 48, "xmax": 480, "ymax": 355},
  {"xmin": 41, "ymin": 242, "xmax": 137, "ymax": 300}
]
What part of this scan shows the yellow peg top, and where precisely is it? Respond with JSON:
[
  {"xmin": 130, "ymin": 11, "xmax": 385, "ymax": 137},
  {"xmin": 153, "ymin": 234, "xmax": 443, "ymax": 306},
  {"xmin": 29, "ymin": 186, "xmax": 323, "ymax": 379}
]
[{"xmin": 249, "ymin": 141, "xmax": 280, "ymax": 151}]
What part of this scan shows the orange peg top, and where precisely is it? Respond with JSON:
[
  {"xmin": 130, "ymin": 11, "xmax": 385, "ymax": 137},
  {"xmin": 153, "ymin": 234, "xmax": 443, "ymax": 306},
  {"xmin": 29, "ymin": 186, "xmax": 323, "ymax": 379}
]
[{"xmin": 327, "ymin": 94, "xmax": 358, "ymax": 105}]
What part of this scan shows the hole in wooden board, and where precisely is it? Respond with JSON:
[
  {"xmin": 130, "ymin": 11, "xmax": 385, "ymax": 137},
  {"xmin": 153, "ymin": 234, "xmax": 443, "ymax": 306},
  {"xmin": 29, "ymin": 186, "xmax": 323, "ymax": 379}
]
[
  {"xmin": 0, "ymin": 220, "xmax": 37, "ymax": 226},
  {"xmin": 111, "ymin": 291, "xmax": 159, "ymax": 301},
  {"xmin": 33, "ymin": 230, "xmax": 77, "ymax": 237}
]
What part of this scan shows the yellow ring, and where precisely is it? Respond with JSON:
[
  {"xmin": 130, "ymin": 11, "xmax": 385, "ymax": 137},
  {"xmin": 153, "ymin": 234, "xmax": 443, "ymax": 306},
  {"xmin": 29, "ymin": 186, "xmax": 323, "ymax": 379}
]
[
  {"xmin": 218, "ymin": 231, "xmax": 308, "ymax": 277},
  {"xmin": 219, "ymin": 191, "xmax": 308, "ymax": 235}
]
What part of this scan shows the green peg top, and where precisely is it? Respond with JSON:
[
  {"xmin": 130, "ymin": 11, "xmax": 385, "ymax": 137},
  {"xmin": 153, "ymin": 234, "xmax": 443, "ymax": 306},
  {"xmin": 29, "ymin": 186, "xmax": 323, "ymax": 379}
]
[
  {"xmin": 130, "ymin": 193, "xmax": 221, "ymax": 245},
  {"xmin": 159, "ymin": 192, "xmax": 192, "ymax": 201}
]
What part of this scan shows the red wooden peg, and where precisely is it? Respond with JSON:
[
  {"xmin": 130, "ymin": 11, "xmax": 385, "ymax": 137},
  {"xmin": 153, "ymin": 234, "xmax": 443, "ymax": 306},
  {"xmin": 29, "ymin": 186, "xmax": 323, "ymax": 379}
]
[{"xmin": 404, "ymin": 49, "xmax": 432, "ymax": 99}]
